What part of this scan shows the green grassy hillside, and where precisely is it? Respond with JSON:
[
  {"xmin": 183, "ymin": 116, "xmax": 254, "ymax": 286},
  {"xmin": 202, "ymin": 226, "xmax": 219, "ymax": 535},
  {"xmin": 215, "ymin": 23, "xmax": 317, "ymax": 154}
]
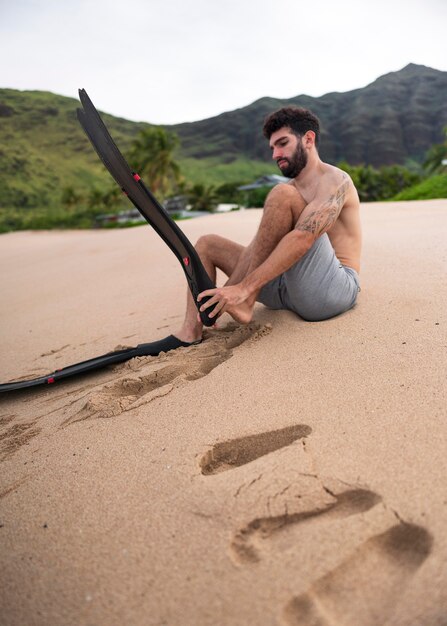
[
  {"xmin": 0, "ymin": 89, "xmax": 277, "ymax": 208},
  {"xmin": 0, "ymin": 89, "xmax": 149, "ymax": 209},
  {"xmin": 392, "ymin": 174, "xmax": 447, "ymax": 200},
  {"xmin": 0, "ymin": 89, "xmax": 278, "ymax": 231},
  {"xmin": 179, "ymin": 157, "xmax": 277, "ymax": 185}
]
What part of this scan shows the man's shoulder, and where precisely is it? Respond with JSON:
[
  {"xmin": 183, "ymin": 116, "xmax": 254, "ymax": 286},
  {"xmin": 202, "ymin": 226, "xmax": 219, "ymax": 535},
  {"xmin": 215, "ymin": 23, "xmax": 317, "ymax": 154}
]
[
  {"xmin": 321, "ymin": 162, "xmax": 352, "ymax": 185},
  {"xmin": 321, "ymin": 164, "xmax": 359, "ymax": 209},
  {"xmin": 304, "ymin": 163, "xmax": 358, "ymax": 210}
]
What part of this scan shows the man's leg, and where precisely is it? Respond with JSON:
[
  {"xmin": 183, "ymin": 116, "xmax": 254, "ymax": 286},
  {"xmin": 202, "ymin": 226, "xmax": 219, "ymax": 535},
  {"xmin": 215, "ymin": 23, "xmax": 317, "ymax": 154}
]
[
  {"xmin": 174, "ymin": 234, "xmax": 246, "ymax": 342},
  {"xmin": 175, "ymin": 186, "xmax": 306, "ymax": 340},
  {"xmin": 218, "ymin": 186, "xmax": 307, "ymax": 321}
]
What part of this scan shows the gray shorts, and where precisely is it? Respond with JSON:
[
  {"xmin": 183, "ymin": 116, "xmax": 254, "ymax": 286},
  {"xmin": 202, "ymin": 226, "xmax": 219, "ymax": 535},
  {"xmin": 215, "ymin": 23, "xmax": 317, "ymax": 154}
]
[{"xmin": 257, "ymin": 233, "xmax": 360, "ymax": 321}]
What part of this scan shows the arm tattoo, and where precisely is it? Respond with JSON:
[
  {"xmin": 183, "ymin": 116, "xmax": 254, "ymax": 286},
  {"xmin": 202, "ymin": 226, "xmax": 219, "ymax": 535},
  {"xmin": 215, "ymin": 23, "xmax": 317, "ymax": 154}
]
[{"xmin": 297, "ymin": 175, "xmax": 349, "ymax": 236}]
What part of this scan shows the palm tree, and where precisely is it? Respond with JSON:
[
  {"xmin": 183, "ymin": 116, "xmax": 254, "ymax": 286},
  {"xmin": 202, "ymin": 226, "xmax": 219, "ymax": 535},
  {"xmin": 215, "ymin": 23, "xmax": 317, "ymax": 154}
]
[
  {"xmin": 187, "ymin": 183, "xmax": 218, "ymax": 212},
  {"xmin": 128, "ymin": 127, "xmax": 182, "ymax": 198}
]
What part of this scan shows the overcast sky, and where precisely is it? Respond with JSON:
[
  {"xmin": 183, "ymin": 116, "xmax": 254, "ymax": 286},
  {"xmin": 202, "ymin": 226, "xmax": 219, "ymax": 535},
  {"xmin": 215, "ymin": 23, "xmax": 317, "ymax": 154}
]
[{"xmin": 0, "ymin": 0, "xmax": 445, "ymax": 125}]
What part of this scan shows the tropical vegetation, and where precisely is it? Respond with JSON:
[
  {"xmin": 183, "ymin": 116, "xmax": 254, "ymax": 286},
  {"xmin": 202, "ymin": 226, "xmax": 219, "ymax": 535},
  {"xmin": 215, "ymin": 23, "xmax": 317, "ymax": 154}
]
[{"xmin": 127, "ymin": 127, "xmax": 182, "ymax": 197}]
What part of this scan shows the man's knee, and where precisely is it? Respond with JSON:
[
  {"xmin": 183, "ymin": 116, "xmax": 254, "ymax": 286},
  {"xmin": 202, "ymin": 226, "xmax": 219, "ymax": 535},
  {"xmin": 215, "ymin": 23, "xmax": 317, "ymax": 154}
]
[
  {"xmin": 263, "ymin": 184, "xmax": 305, "ymax": 219},
  {"xmin": 195, "ymin": 234, "xmax": 217, "ymax": 254}
]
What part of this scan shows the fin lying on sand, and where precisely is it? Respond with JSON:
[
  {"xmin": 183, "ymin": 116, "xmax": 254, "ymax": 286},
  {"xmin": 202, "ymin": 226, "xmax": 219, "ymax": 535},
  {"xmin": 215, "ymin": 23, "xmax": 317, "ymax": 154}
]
[
  {"xmin": 0, "ymin": 336, "xmax": 200, "ymax": 393},
  {"xmin": 76, "ymin": 88, "xmax": 216, "ymax": 327}
]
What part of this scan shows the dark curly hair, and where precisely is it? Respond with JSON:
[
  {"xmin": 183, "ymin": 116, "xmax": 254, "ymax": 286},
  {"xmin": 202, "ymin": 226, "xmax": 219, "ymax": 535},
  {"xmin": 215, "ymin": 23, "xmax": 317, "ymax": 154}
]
[{"xmin": 263, "ymin": 106, "xmax": 321, "ymax": 148}]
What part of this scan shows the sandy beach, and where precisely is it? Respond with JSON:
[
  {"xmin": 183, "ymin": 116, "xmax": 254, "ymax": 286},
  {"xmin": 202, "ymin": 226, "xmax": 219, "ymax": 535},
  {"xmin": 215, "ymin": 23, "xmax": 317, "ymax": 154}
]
[{"xmin": 0, "ymin": 199, "xmax": 446, "ymax": 626}]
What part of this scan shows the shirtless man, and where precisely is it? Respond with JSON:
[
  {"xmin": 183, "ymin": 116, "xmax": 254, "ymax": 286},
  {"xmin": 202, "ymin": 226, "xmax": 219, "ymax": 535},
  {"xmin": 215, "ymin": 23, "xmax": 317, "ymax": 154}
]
[{"xmin": 174, "ymin": 106, "xmax": 361, "ymax": 344}]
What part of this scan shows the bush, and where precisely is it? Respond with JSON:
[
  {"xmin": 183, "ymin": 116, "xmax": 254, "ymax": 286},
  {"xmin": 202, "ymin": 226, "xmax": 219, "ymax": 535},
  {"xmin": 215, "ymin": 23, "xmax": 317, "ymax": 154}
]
[
  {"xmin": 337, "ymin": 162, "xmax": 422, "ymax": 201},
  {"xmin": 244, "ymin": 185, "xmax": 272, "ymax": 207},
  {"xmin": 392, "ymin": 175, "xmax": 447, "ymax": 200},
  {"xmin": 0, "ymin": 202, "xmax": 113, "ymax": 233},
  {"xmin": 215, "ymin": 181, "xmax": 245, "ymax": 204}
]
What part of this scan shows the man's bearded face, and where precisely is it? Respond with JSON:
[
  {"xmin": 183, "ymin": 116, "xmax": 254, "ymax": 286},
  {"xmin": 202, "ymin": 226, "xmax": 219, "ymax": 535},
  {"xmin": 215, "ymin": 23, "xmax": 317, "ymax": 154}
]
[{"xmin": 277, "ymin": 138, "xmax": 308, "ymax": 178}]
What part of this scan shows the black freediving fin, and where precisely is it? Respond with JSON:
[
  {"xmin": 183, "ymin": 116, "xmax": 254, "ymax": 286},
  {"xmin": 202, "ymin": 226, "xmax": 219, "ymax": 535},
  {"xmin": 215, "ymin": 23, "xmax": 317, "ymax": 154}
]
[
  {"xmin": 77, "ymin": 89, "xmax": 216, "ymax": 326},
  {"xmin": 0, "ymin": 336, "xmax": 198, "ymax": 393},
  {"xmin": 0, "ymin": 91, "xmax": 217, "ymax": 394}
]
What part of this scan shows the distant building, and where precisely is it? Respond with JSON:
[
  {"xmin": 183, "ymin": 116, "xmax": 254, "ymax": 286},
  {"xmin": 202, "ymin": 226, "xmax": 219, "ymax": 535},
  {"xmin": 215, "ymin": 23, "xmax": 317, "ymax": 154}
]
[
  {"xmin": 215, "ymin": 203, "xmax": 240, "ymax": 212},
  {"xmin": 94, "ymin": 208, "xmax": 145, "ymax": 227},
  {"xmin": 237, "ymin": 174, "xmax": 289, "ymax": 191},
  {"xmin": 163, "ymin": 195, "xmax": 189, "ymax": 213}
]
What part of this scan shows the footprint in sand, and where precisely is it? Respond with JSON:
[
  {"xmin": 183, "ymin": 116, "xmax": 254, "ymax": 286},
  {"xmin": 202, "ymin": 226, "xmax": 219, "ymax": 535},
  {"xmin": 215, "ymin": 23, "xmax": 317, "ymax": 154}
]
[
  {"xmin": 63, "ymin": 322, "xmax": 271, "ymax": 425},
  {"xmin": 281, "ymin": 522, "xmax": 433, "ymax": 626},
  {"xmin": 230, "ymin": 488, "xmax": 381, "ymax": 565},
  {"xmin": 199, "ymin": 427, "xmax": 381, "ymax": 568},
  {"xmin": 0, "ymin": 420, "xmax": 41, "ymax": 461},
  {"xmin": 200, "ymin": 425, "xmax": 432, "ymax": 624},
  {"xmin": 200, "ymin": 424, "xmax": 311, "ymax": 475}
]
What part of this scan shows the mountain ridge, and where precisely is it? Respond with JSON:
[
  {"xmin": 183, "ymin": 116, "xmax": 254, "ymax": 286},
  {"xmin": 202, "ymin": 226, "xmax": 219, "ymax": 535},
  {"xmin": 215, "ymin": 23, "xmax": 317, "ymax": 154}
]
[
  {"xmin": 0, "ymin": 63, "xmax": 445, "ymax": 212},
  {"xmin": 169, "ymin": 63, "xmax": 446, "ymax": 166}
]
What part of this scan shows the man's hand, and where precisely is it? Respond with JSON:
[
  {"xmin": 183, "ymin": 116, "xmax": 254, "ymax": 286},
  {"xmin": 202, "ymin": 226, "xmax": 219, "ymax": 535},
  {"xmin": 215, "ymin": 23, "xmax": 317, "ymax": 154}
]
[{"xmin": 197, "ymin": 283, "xmax": 255, "ymax": 324}]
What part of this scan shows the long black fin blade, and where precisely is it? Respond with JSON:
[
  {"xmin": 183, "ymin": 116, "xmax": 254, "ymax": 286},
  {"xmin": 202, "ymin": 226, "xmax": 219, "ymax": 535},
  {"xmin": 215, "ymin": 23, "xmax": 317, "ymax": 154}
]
[
  {"xmin": 77, "ymin": 108, "xmax": 189, "ymax": 267},
  {"xmin": 77, "ymin": 90, "xmax": 215, "ymax": 324},
  {"xmin": 0, "ymin": 348, "xmax": 132, "ymax": 392},
  {"xmin": 77, "ymin": 100, "xmax": 204, "ymax": 280},
  {"xmin": 77, "ymin": 108, "xmax": 215, "ymax": 323},
  {"xmin": 0, "ymin": 340, "xmax": 187, "ymax": 393}
]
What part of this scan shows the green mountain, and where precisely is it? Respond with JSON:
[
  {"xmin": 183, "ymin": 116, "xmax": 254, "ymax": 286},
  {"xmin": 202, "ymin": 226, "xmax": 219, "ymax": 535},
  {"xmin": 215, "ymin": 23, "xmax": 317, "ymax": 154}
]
[
  {"xmin": 170, "ymin": 64, "xmax": 447, "ymax": 168},
  {"xmin": 0, "ymin": 63, "xmax": 445, "ymax": 219}
]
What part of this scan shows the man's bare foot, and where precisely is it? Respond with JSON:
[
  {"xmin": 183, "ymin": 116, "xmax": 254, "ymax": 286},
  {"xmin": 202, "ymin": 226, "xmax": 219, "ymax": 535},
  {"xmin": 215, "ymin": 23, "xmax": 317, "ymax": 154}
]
[
  {"xmin": 174, "ymin": 323, "xmax": 203, "ymax": 344},
  {"xmin": 227, "ymin": 300, "xmax": 255, "ymax": 324}
]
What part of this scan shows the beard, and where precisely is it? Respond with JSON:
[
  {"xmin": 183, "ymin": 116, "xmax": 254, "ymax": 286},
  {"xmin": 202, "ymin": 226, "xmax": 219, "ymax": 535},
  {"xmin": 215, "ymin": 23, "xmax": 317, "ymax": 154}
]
[{"xmin": 277, "ymin": 142, "xmax": 308, "ymax": 178}]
